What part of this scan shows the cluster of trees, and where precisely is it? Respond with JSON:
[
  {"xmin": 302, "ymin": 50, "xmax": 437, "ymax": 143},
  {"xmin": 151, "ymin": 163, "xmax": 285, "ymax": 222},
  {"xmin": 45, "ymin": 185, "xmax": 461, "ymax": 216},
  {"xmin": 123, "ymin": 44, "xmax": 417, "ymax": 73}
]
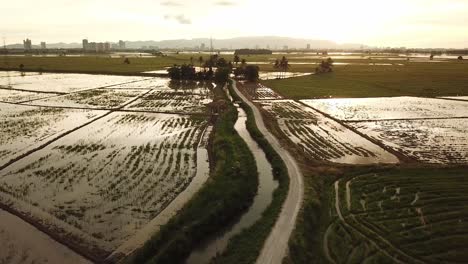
[
  {"xmin": 168, "ymin": 54, "xmax": 260, "ymax": 83},
  {"xmin": 315, "ymin": 57, "xmax": 334, "ymax": 73},
  {"xmin": 273, "ymin": 56, "xmax": 290, "ymax": 79},
  {"xmin": 234, "ymin": 49, "xmax": 273, "ymax": 55}
]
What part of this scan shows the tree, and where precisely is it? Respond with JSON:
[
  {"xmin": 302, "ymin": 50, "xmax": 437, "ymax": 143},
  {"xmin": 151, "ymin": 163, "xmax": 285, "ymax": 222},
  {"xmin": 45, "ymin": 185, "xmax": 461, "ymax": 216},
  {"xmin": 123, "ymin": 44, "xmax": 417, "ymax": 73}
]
[
  {"xmin": 216, "ymin": 58, "xmax": 228, "ymax": 68},
  {"xmin": 198, "ymin": 56, "xmax": 204, "ymax": 68},
  {"xmin": 214, "ymin": 67, "xmax": 231, "ymax": 85},
  {"xmin": 124, "ymin": 58, "xmax": 130, "ymax": 64},
  {"xmin": 241, "ymin": 59, "xmax": 247, "ymax": 67},
  {"xmin": 315, "ymin": 57, "xmax": 333, "ymax": 74},
  {"xmin": 190, "ymin": 57, "xmax": 194, "ymax": 65},
  {"xmin": 458, "ymin": 56, "xmax": 464, "ymax": 60},
  {"xmin": 234, "ymin": 54, "xmax": 240, "ymax": 65},
  {"xmin": 273, "ymin": 59, "xmax": 280, "ymax": 79},
  {"xmin": 244, "ymin": 65, "xmax": 259, "ymax": 82},
  {"xmin": 279, "ymin": 56, "xmax": 289, "ymax": 79}
]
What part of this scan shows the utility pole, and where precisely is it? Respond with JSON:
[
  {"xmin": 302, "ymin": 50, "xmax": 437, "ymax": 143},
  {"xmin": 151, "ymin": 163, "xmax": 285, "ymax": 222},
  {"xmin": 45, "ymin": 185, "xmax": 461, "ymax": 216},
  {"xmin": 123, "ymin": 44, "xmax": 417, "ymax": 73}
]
[{"xmin": 210, "ymin": 36, "xmax": 213, "ymax": 55}]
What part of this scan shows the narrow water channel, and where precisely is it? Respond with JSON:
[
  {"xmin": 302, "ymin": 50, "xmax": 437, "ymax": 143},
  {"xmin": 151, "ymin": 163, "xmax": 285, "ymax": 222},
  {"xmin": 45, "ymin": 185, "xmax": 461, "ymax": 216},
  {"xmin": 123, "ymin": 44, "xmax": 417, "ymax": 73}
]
[{"xmin": 185, "ymin": 91, "xmax": 279, "ymax": 264}]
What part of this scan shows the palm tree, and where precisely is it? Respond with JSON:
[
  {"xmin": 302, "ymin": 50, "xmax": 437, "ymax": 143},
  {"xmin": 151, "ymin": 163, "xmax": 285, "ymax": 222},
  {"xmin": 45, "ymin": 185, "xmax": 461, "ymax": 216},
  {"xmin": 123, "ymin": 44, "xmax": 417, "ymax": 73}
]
[
  {"xmin": 198, "ymin": 56, "xmax": 204, "ymax": 70},
  {"xmin": 234, "ymin": 54, "xmax": 240, "ymax": 65},
  {"xmin": 241, "ymin": 59, "xmax": 247, "ymax": 67},
  {"xmin": 280, "ymin": 56, "xmax": 289, "ymax": 79},
  {"xmin": 273, "ymin": 59, "xmax": 280, "ymax": 79}
]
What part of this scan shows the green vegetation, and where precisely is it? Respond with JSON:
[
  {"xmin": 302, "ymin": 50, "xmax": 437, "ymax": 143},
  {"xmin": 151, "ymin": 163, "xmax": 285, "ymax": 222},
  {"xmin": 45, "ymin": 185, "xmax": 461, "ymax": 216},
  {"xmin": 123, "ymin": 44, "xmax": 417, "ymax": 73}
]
[
  {"xmin": 213, "ymin": 81, "xmax": 289, "ymax": 263},
  {"xmin": 325, "ymin": 166, "xmax": 468, "ymax": 264},
  {"xmin": 125, "ymin": 85, "xmax": 258, "ymax": 264},
  {"xmin": 263, "ymin": 63, "xmax": 468, "ymax": 99},
  {"xmin": 0, "ymin": 55, "xmax": 214, "ymax": 75}
]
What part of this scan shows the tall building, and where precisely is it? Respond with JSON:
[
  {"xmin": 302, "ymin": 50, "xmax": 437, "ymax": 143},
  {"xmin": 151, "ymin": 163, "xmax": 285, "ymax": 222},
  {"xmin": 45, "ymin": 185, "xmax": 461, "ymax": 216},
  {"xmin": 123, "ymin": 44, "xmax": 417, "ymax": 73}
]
[
  {"xmin": 23, "ymin": 39, "xmax": 32, "ymax": 50},
  {"xmin": 82, "ymin": 39, "xmax": 110, "ymax": 52},
  {"xmin": 306, "ymin": 44, "xmax": 311, "ymax": 50},
  {"xmin": 119, "ymin": 40, "xmax": 125, "ymax": 49},
  {"xmin": 41, "ymin": 42, "xmax": 46, "ymax": 49},
  {"xmin": 200, "ymin": 43, "xmax": 206, "ymax": 50},
  {"xmin": 82, "ymin": 39, "xmax": 89, "ymax": 50}
]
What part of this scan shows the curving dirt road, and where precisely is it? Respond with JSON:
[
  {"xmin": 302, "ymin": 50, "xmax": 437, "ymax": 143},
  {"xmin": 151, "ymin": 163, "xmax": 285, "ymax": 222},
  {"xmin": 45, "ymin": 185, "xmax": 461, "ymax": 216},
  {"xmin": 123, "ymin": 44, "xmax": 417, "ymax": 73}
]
[{"xmin": 232, "ymin": 81, "xmax": 304, "ymax": 264}]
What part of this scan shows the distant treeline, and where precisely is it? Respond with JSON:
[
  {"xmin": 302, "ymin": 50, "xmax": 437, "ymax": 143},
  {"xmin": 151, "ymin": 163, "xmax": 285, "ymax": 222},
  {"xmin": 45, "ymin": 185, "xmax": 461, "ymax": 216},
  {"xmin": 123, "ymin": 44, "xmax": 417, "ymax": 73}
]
[
  {"xmin": 234, "ymin": 49, "xmax": 273, "ymax": 55},
  {"xmin": 374, "ymin": 48, "xmax": 468, "ymax": 55}
]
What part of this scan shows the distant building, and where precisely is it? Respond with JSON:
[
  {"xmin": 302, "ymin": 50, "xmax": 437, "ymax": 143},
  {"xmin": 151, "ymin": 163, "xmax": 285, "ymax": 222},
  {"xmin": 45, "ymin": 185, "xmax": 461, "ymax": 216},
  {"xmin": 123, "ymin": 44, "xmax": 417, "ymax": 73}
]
[
  {"xmin": 200, "ymin": 43, "xmax": 206, "ymax": 50},
  {"xmin": 82, "ymin": 39, "xmax": 110, "ymax": 52},
  {"xmin": 41, "ymin": 42, "xmax": 46, "ymax": 49},
  {"xmin": 119, "ymin": 40, "xmax": 125, "ymax": 49},
  {"xmin": 82, "ymin": 39, "xmax": 89, "ymax": 50},
  {"xmin": 23, "ymin": 39, "xmax": 32, "ymax": 50},
  {"xmin": 283, "ymin": 45, "xmax": 289, "ymax": 50},
  {"xmin": 306, "ymin": 44, "xmax": 311, "ymax": 50}
]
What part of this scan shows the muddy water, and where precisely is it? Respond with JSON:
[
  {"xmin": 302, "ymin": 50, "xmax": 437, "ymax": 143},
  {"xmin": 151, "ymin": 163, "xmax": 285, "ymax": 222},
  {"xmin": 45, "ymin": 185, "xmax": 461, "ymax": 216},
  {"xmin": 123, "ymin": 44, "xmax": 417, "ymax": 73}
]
[
  {"xmin": 185, "ymin": 103, "xmax": 278, "ymax": 264},
  {"xmin": 0, "ymin": 208, "xmax": 90, "ymax": 264}
]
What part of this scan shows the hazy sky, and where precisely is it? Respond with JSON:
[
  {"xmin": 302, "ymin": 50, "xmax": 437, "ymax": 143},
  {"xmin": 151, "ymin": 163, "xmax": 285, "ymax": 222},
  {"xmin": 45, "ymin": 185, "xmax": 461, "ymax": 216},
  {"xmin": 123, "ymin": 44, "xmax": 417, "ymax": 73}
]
[{"xmin": 2, "ymin": 0, "xmax": 467, "ymax": 48}]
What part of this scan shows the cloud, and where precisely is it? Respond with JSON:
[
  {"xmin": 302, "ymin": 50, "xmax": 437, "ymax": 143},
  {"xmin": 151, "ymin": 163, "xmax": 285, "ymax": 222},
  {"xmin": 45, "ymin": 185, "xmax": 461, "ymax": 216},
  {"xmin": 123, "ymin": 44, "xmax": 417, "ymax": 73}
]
[
  {"xmin": 161, "ymin": 1, "xmax": 182, "ymax": 6},
  {"xmin": 214, "ymin": 1, "xmax": 236, "ymax": 6},
  {"xmin": 164, "ymin": 14, "xmax": 192, "ymax": 24}
]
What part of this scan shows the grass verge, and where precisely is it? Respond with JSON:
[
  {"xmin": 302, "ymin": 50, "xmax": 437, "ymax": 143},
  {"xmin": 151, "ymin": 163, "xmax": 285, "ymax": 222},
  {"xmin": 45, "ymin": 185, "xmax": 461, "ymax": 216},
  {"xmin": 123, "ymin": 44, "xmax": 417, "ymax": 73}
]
[
  {"xmin": 262, "ymin": 63, "xmax": 468, "ymax": 99},
  {"xmin": 214, "ymin": 81, "xmax": 289, "ymax": 263}
]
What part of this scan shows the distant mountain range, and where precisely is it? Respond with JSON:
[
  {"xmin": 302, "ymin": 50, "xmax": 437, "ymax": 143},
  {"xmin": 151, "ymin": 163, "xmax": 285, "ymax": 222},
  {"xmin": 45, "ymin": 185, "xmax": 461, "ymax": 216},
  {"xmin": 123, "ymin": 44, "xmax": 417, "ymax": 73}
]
[{"xmin": 5, "ymin": 36, "xmax": 366, "ymax": 50}]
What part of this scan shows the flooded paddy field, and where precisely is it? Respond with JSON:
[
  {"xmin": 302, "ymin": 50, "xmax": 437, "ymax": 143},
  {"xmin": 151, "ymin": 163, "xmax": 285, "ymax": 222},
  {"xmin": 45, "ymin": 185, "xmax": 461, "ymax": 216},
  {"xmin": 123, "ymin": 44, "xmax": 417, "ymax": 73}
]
[
  {"xmin": 301, "ymin": 97, "xmax": 468, "ymax": 164},
  {"xmin": 0, "ymin": 73, "xmax": 146, "ymax": 93},
  {"xmin": 0, "ymin": 71, "xmax": 213, "ymax": 261},
  {"xmin": 255, "ymin": 99, "xmax": 397, "ymax": 164},
  {"xmin": 0, "ymin": 208, "xmax": 90, "ymax": 264},
  {"xmin": 328, "ymin": 168, "xmax": 468, "ymax": 263},
  {"xmin": 439, "ymin": 96, "xmax": 468, "ymax": 101},
  {"xmin": 0, "ymin": 112, "xmax": 207, "ymax": 255},
  {"xmin": 0, "ymin": 102, "xmax": 106, "ymax": 168},
  {"xmin": 27, "ymin": 88, "xmax": 150, "ymax": 109},
  {"xmin": 125, "ymin": 90, "xmax": 212, "ymax": 114},
  {"xmin": 301, "ymin": 96, "xmax": 468, "ymax": 121},
  {"xmin": 351, "ymin": 118, "xmax": 468, "ymax": 164},
  {"xmin": 0, "ymin": 88, "xmax": 60, "ymax": 103}
]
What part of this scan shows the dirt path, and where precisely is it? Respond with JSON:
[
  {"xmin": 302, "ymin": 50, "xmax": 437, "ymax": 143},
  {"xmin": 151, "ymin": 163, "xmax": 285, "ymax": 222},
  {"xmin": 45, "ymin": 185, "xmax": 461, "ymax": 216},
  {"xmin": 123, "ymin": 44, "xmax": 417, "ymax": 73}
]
[
  {"xmin": 232, "ymin": 80, "xmax": 304, "ymax": 264},
  {"xmin": 323, "ymin": 223, "xmax": 338, "ymax": 264}
]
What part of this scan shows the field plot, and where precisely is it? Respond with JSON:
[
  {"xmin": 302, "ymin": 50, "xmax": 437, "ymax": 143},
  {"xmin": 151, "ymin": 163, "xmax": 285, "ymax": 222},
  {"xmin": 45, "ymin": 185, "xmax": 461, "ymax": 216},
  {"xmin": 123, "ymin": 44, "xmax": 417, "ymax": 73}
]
[
  {"xmin": 351, "ymin": 119, "xmax": 468, "ymax": 164},
  {"xmin": 0, "ymin": 71, "xmax": 43, "ymax": 78},
  {"xmin": 27, "ymin": 88, "xmax": 149, "ymax": 109},
  {"xmin": 253, "ymin": 84, "xmax": 283, "ymax": 100},
  {"xmin": 0, "ymin": 209, "xmax": 90, "ymax": 264},
  {"xmin": 327, "ymin": 168, "xmax": 468, "ymax": 264},
  {"xmin": 126, "ymin": 89, "xmax": 212, "ymax": 114},
  {"xmin": 259, "ymin": 72, "xmax": 312, "ymax": 80},
  {"xmin": 109, "ymin": 77, "xmax": 169, "ymax": 89},
  {"xmin": 0, "ymin": 112, "xmax": 208, "ymax": 256},
  {"xmin": 301, "ymin": 96, "xmax": 468, "ymax": 121},
  {"xmin": 0, "ymin": 102, "xmax": 105, "ymax": 167},
  {"xmin": 0, "ymin": 73, "xmax": 146, "ymax": 93},
  {"xmin": 256, "ymin": 99, "xmax": 397, "ymax": 164},
  {"xmin": 439, "ymin": 96, "xmax": 468, "ymax": 101},
  {"xmin": 0, "ymin": 88, "xmax": 60, "ymax": 103}
]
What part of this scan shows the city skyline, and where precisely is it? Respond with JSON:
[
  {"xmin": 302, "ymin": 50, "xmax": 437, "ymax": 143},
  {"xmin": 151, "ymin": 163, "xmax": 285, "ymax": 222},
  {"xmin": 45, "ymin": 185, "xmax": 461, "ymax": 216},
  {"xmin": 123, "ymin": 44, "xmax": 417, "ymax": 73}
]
[{"xmin": 1, "ymin": 0, "xmax": 468, "ymax": 48}]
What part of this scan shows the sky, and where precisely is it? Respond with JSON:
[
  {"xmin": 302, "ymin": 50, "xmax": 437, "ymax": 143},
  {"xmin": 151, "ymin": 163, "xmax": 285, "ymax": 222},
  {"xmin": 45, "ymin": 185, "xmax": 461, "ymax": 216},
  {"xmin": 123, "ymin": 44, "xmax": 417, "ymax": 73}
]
[{"xmin": 1, "ymin": 0, "xmax": 467, "ymax": 48}]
